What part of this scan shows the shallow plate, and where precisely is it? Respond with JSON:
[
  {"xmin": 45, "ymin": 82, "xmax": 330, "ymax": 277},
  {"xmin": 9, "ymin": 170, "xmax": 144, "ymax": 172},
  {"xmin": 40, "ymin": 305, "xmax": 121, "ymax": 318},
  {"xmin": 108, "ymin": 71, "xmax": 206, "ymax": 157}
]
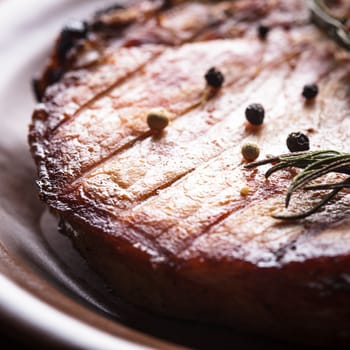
[{"xmin": 0, "ymin": 1, "xmax": 308, "ymax": 349}]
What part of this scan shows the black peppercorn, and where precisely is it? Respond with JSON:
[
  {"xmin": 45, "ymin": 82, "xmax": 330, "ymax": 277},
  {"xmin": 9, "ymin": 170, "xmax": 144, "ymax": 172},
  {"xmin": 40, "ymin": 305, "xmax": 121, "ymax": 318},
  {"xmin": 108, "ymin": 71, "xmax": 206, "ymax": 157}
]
[
  {"xmin": 258, "ymin": 24, "xmax": 270, "ymax": 39},
  {"xmin": 245, "ymin": 103, "xmax": 265, "ymax": 125},
  {"xmin": 302, "ymin": 83, "xmax": 318, "ymax": 99},
  {"xmin": 286, "ymin": 132, "xmax": 310, "ymax": 152},
  {"xmin": 205, "ymin": 67, "xmax": 225, "ymax": 88}
]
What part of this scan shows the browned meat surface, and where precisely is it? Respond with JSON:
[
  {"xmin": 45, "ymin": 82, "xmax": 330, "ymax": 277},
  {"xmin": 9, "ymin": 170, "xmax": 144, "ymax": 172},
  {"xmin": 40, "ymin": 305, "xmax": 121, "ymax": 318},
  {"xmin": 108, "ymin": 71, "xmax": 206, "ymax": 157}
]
[{"xmin": 29, "ymin": 0, "xmax": 350, "ymax": 346}]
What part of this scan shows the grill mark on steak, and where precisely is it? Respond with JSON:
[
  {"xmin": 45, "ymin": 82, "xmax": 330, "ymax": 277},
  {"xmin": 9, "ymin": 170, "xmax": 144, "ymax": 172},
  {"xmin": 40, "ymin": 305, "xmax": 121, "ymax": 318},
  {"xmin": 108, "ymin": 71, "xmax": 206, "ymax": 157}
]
[
  {"xmin": 68, "ymin": 103, "xmax": 203, "ymax": 193},
  {"xmin": 65, "ymin": 53, "xmax": 296, "ymax": 212},
  {"xmin": 51, "ymin": 63, "xmax": 306, "ymax": 260},
  {"xmin": 30, "ymin": 0, "xmax": 314, "ymax": 200},
  {"xmin": 170, "ymin": 187, "xmax": 294, "ymax": 264},
  {"xmin": 115, "ymin": 61, "xmax": 344, "ymax": 258},
  {"xmin": 42, "ymin": 1, "xmax": 244, "ymax": 135},
  {"xmin": 50, "ymin": 34, "xmax": 312, "ymax": 198},
  {"xmin": 52, "ymin": 37, "xmax": 340, "ymax": 252},
  {"xmin": 34, "ymin": 28, "xmax": 342, "ymax": 260},
  {"xmin": 49, "ymin": 50, "xmax": 165, "ymax": 136},
  {"xmin": 32, "ymin": 0, "xmax": 309, "ymax": 139},
  {"xmin": 175, "ymin": 195, "xmax": 299, "ymax": 266},
  {"xmin": 175, "ymin": 178, "xmax": 350, "ymax": 267},
  {"xmin": 29, "ymin": 44, "xmax": 164, "ymax": 163},
  {"xmin": 43, "ymin": 39, "xmax": 265, "ymax": 191},
  {"xmin": 69, "ymin": 45, "xmax": 288, "ymax": 187},
  {"xmin": 60, "ymin": 54, "xmax": 298, "ymax": 219}
]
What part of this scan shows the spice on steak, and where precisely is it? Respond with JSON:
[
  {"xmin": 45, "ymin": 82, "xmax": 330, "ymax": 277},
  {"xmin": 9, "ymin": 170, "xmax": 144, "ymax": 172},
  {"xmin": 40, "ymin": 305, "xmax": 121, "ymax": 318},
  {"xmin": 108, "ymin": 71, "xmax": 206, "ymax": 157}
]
[
  {"xmin": 241, "ymin": 142, "xmax": 260, "ymax": 161},
  {"xmin": 245, "ymin": 103, "xmax": 265, "ymax": 125},
  {"xmin": 257, "ymin": 24, "xmax": 270, "ymax": 39},
  {"xmin": 286, "ymin": 132, "xmax": 310, "ymax": 152},
  {"xmin": 302, "ymin": 83, "xmax": 319, "ymax": 99},
  {"xmin": 147, "ymin": 110, "xmax": 169, "ymax": 132},
  {"xmin": 240, "ymin": 185, "xmax": 251, "ymax": 196},
  {"xmin": 205, "ymin": 67, "xmax": 225, "ymax": 88}
]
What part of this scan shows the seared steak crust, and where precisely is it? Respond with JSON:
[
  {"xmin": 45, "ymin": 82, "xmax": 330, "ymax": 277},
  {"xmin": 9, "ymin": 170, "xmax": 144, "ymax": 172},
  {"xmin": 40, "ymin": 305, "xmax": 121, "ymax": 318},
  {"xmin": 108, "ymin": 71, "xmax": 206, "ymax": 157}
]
[{"xmin": 29, "ymin": 0, "xmax": 350, "ymax": 346}]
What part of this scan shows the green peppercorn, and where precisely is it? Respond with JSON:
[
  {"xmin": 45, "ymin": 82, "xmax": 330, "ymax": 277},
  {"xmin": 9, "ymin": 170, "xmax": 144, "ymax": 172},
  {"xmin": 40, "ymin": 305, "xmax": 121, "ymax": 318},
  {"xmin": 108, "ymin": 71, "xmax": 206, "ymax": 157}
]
[
  {"xmin": 147, "ymin": 110, "xmax": 169, "ymax": 132},
  {"xmin": 240, "ymin": 185, "xmax": 251, "ymax": 196},
  {"xmin": 241, "ymin": 142, "xmax": 260, "ymax": 162}
]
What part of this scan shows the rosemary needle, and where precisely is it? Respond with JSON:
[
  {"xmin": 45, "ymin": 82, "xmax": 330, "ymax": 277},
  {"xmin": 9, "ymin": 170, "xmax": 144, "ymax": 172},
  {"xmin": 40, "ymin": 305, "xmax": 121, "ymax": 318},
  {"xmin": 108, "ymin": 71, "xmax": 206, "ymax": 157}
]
[
  {"xmin": 305, "ymin": 182, "xmax": 350, "ymax": 191},
  {"xmin": 244, "ymin": 150, "xmax": 350, "ymax": 220},
  {"xmin": 272, "ymin": 185, "xmax": 343, "ymax": 220},
  {"xmin": 310, "ymin": 0, "xmax": 350, "ymax": 51}
]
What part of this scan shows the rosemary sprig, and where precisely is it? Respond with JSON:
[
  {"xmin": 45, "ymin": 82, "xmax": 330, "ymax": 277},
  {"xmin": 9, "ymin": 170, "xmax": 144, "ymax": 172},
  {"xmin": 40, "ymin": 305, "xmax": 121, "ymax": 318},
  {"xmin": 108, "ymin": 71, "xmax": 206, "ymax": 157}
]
[
  {"xmin": 309, "ymin": 0, "xmax": 350, "ymax": 51},
  {"xmin": 244, "ymin": 150, "xmax": 350, "ymax": 220}
]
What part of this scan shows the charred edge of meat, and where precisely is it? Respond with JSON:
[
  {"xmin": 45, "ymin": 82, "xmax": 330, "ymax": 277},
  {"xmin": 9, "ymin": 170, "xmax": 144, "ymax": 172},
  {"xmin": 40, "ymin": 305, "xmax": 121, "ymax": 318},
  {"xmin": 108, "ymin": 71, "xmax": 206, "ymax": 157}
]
[
  {"xmin": 31, "ymin": 0, "xmax": 173, "ymax": 102},
  {"xmin": 90, "ymin": 0, "xmax": 171, "ymax": 31},
  {"xmin": 31, "ymin": 0, "xmax": 234, "ymax": 102},
  {"xmin": 46, "ymin": 67, "xmax": 64, "ymax": 86},
  {"xmin": 94, "ymin": 3, "xmax": 126, "ymax": 17},
  {"xmin": 82, "ymin": 0, "xmax": 189, "ymax": 32},
  {"xmin": 31, "ymin": 19, "xmax": 89, "ymax": 102},
  {"xmin": 31, "ymin": 65, "xmax": 65, "ymax": 102},
  {"xmin": 31, "ymin": 77, "xmax": 42, "ymax": 102},
  {"xmin": 56, "ymin": 20, "xmax": 89, "ymax": 64}
]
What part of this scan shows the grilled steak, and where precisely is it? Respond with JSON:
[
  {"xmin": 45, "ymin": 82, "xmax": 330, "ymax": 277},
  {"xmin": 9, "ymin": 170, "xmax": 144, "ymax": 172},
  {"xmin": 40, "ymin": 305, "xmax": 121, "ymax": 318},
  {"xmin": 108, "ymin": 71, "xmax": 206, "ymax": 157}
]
[{"xmin": 29, "ymin": 0, "xmax": 350, "ymax": 346}]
